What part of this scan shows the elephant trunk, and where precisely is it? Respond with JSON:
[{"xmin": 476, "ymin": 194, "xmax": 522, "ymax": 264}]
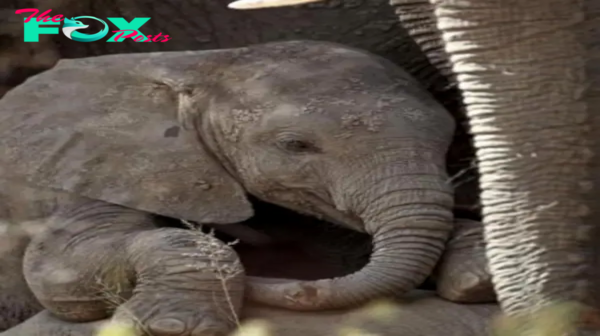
[{"xmin": 246, "ymin": 169, "xmax": 454, "ymax": 310}]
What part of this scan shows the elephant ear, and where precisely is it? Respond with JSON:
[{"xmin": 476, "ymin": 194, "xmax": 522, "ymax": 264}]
[{"xmin": 0, "ymin": 51, "xmax": 254, "ymax": 224}]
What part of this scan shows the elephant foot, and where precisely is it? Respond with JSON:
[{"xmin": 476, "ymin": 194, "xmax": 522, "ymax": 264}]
[
  {"xmin": 104, "ymin": 230, "xmax": 243, "ymax": 336},
  {"xmin": 433, "ymin": 218, "xmax": 496, "ymax": 303},
  {"xmin": 21, "ymin": 199, "xmax": 245, "ymax": 336}
]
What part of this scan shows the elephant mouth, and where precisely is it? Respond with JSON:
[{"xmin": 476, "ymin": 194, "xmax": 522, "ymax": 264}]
[{"xmin": 209, "ymin": 198, "xmax": 374, "ymax": 281}]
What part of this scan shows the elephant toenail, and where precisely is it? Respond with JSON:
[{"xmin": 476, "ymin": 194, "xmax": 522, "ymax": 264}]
[{"xmin": 149, "ymin": 318, "xmax": 186, "ymax": 335}]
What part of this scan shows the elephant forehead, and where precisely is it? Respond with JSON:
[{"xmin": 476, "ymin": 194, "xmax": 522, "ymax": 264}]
[
  {"xmin": 233, "ymin": 58, "xmax": 413, "ymax": 96},
  {"xmin": 223, "ymin": 67, "xmax": 451, "ymax": 136},
  {"xmin": 222, "ymin": 81, "xmax": 450, "ymax": 139}
]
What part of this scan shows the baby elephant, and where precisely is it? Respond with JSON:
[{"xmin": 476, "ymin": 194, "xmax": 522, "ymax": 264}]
[{"xmin": 0, "ymin": 40, "xmax": 472, "ymax": 335}]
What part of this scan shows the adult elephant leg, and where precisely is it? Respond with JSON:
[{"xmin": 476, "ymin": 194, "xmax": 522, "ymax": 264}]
[
  {"xmin": 432, "ymin": 0, "xmax": 600, "ymax": 319},
  {"xmin": 387, "ymin": 0, "xmax": 480, "ymax": 217},
  {"xmin": 388, "ymin": 0, "xmax": 452, "ymax": 81}
]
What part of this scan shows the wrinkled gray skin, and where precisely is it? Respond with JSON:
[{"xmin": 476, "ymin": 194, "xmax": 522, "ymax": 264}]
[
  {"xmin": 0, "ymin": 41, "xmax": 493, "ymax": 335},
  {"xmin": 409, "ymin": 0, "xmax": 600, "ymax": 322}
]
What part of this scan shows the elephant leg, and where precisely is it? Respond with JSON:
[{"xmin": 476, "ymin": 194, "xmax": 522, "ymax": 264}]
[
  {"xmin": 429, "ymin": 0, "xmax": 600, "ymax": 323},
  {"xmin": 0, "ymin": 223, "xmax": 42, "ymax": 331},
  {"xmin": 22, "ymin": 197, "xmax": 245, "ymax": 336},
  {"xmin": 433, "ymin": 218, "xmax": 494, "ymax": 303}
]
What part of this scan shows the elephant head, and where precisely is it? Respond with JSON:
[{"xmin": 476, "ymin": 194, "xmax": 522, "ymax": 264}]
[
  {"xmin": 0, "ymin": 41, "xmax": 456, "ymax": 311},
  {"xmin": 227, "ymin": 0, "xmax": 600, "ymax": 322}
]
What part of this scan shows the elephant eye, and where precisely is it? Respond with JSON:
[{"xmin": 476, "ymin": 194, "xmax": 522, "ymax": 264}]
[{"xmin": 276, "ymin": 138, "xmax": 320, "ymax": 154}]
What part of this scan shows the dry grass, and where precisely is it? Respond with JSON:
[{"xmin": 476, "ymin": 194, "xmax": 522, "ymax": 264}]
[{"xmin": 180, "ymin": 219, "xmax": 243, "ymax": 327}]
